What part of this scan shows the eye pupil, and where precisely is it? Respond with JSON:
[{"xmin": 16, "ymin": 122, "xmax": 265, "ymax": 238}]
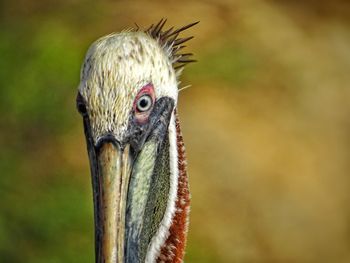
[
  {"xmin": 139, "ymin": 98, "xmax": 148, "ymax": 108},
  {"xmin": 136, "ymin": 95, "xmax": 152, "ymax": 112}
]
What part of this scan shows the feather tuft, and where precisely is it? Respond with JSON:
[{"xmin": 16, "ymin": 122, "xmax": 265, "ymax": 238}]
[{"xmin": 137, "ymin": 19, "xmax": 199, "ymax": 74}]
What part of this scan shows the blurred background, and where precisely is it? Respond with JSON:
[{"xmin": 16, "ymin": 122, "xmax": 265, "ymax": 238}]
[{"xmin": 1, "ymin": 0, "xmax": 350, "ymax": 262}]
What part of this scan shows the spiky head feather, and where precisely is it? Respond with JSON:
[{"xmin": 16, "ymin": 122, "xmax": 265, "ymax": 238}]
[{"xmin": 141, "ymin": 19, "xmax": 198, "ymax": 72}]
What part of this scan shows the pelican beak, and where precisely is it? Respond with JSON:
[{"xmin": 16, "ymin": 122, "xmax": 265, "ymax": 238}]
[
  {"xmin": 93, "ymin": 140, "xmax": 132, "ymax": 263},
  {"xmin": 90, "ymin": 137, "xmax": 161, "ymax": 263}
]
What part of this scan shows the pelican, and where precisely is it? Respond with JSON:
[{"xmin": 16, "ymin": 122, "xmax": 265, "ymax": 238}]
[{"xmin": 76, "ymin": 19, "xmax": 197, "ymax": 263}]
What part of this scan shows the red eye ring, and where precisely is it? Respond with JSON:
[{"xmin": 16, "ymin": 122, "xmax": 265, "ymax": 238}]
[{"xmin": 133, "ymin": 84, "xmax": 156, "ymax": 123}]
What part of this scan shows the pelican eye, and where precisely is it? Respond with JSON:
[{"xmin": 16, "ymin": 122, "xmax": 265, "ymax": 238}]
[
  {"xmin": 136, "ymin": 94, "xmax": 153, "ymax": 112},
  {"xmin": 76, "ymin": 93, "xmax": 88, "ymax": 116}
]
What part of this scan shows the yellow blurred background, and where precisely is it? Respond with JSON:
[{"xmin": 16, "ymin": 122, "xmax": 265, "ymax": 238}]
[{"xmin": 1, "ymin": 0, "xmax": 350, "ymax": 262}]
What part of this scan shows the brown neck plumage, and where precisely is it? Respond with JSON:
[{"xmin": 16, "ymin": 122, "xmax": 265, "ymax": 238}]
[{"xmin": 157, "ymin": 112, "xmax": 190, "ymax": 263}]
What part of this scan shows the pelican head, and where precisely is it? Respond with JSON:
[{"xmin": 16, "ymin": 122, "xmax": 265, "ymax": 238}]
[{"xmin": 76, "ymin": 20, "xmax": 197, "ymax": 263}]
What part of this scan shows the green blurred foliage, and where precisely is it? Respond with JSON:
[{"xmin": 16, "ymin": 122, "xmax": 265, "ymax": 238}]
[
  {"xmin": 0, "ymin": 23, "xmax": 79, "ymax": 129},
  {"xmin": 0, "ymin": 17, "xmax": 92, "ymax": 262}
]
